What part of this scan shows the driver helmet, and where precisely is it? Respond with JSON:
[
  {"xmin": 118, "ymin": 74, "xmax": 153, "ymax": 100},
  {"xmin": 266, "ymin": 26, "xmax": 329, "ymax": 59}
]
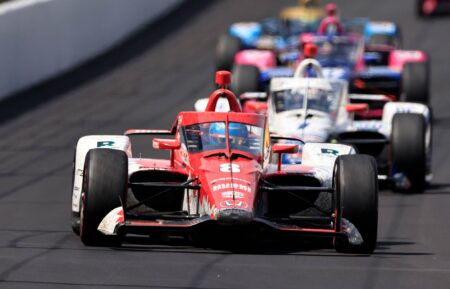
[
  {"xmin": 325, "ymin": 3, "xmax": 337, "ymax": 16},
  {"xmin": 209, "ymin": 122, "xmax": 226, "ymax": 145},
  {"xmin": 229, "ymin": 122, "xmax": 248, "ymax": 146},
  {"xmin": 209, "ymin": 122, "xmax": 248, "ymax": 146}
]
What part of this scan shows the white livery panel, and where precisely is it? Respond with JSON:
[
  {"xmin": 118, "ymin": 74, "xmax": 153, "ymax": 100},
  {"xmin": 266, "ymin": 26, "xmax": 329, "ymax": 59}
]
[
  {"xmin": 380, "ymin": 102, "xmax": 431, "ymax": 136},
  {"xmin": 302, "ymin": 143, "xmax": 356, "ymax": 168},
  {"xmin": 71, "ymin": 135, "xmax": 131, "ymax": 213}
]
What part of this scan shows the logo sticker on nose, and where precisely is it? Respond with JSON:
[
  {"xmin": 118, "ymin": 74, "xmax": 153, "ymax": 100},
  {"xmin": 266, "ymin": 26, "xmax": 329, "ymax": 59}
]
[
  {"xmin": 235, "ymin": 201, "xmax": 248, "ymax": 208},
  {"xmin": 220, "ymin": 201, "xmax": 248, "ymax": 209}
]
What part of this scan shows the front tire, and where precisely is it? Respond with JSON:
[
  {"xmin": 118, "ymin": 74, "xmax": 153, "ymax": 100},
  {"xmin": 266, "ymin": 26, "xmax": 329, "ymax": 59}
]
[
  {"xmin": 334, "ymin": 155, "xmax": 378, "ymax": 254},
  {"xmin": 230, "ymin": 64, "xmax": 260, "ymax": 98},
  {"xmin": 391, "ymin": 113, "xmax": 426, "ymax": 193},
  {"xmin": 80, "ymin": 149, "xmax": 127, "ymax": 246},
  {"xmin": 401, "ymin": 61, "xmax": 430, "ymax": 104}
]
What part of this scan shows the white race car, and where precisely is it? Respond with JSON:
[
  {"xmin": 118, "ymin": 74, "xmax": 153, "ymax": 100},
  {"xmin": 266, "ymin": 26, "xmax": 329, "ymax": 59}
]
[
  {"xmin": 266, "ymin": 58, "xmax": 432, "ymax": 192},
  {"xmin": 195, "ymin": 59, "xmax": 432, "ymax": 192}
]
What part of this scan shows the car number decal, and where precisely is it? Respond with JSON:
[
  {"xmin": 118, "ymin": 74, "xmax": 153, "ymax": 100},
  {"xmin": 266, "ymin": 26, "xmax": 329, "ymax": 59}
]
[{"xmin": 220, "ymin": 163, "xmax": 241, "ymax": 173}]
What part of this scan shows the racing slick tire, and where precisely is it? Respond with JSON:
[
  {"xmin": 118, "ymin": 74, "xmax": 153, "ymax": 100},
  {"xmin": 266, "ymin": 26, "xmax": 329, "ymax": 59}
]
[
  {"xmin": 334, "ymin": 155, "xmax": 378, "ymax": 254},
  {"xmin": 391, "ymin": 113, "xmax": 426, "ymax": 193},
  {"xmin": 417, "ymin": 0, "xmax": 425, "ymax": 17},
  {"xmin": 401, "ymin": 61, "xmax": 430, "ymax": 104},
  {"xmin": 216, "ymin": 34, "xmax": 242, "ymax": 71},
  {"xmin": 80, "ymin": 149, "xmax": 127, "ymax": 246},
  {"xmin": 230, "ymin": 64, "xmax": 260, "ymax": 98}
]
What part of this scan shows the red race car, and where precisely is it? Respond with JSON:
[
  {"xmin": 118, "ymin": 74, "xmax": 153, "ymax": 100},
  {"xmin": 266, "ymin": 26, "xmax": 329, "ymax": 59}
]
[{"xmin": 71, "ymin": 71, "xmax": 378, "ymax": 253}]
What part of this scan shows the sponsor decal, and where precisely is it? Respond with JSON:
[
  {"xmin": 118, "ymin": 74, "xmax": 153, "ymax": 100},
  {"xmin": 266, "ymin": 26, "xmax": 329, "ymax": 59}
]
[
  {"xmin": 395, "ymin": 106, "xmax": 413, "ymax": 114},
  {"xmin": 221, "ymin": 191, "xmax": 244, "ymax": 199},
  {"xmin": 354, "ymin": 121, "xmax": 383, "ymax": 131},
  {"xmin": 235, "ymin": 201, "xmax": 248, "ymax": 208},
  {"xmin": 219, "ymin": 200, "xmax": 249, "ymax": 209},
  {"xmin": 211, "ymin": 177, "xmax": 251, "ymax": 185},
  {"xmin": 321, "ymin": 148, "xmax": 339, "ymax": 156},
  {"xmin": 213, "ymin": 183, "xmax": 251, "ymax": 193},
  {"xmin": 221, "ymin": 200, "xmax": 233, "ymax": 207},
  {"xmin": 97, "ymin": 141, "xmax": 115, "ymax": 148}
]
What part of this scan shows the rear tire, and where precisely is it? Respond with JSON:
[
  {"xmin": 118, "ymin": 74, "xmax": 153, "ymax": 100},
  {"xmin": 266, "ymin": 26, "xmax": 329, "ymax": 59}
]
[
  {"xmin": 401, "ymin": 61, "xmax": 430, "ymax": 104},
  {"xmin": 334, "ymin": 155, "xmax": 378, "ymax": 254},
  {"xmin": 216, "ymin": 34, "xmax": 242, "ymax": 71},
  {"xmin": 80, "ymin": 149, "xmax": 127, "ymax": 246},
  {"xmin": 230, "ymin": 64, "xmax": 260, "ymax": 98},
  {"xmin": 391, "ymin": 113, "xmax": 426, "ymax": 193}
]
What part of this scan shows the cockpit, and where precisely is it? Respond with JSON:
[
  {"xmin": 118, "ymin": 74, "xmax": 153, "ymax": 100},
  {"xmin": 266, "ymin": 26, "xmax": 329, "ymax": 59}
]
[
  {"xmin": 308, "ymin": 36, "xmax": 363, "ymax": 66},
  {"xmin": 181, "ymin": 121, "xmax": 265, "ymax": 159},
  {"xmin": 271, "ymin": 79, "xmax": 344, "ymax": 114}
]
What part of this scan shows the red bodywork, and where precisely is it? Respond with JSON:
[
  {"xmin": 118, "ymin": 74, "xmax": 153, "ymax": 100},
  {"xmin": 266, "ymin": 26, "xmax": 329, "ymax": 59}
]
[
  {"xmin": 365, "ymin": 44, "xmax": 428, "ymax": 71},
  {"xmin": 116, "ymin": 71, "xmax": 342, "ymax": 240}
]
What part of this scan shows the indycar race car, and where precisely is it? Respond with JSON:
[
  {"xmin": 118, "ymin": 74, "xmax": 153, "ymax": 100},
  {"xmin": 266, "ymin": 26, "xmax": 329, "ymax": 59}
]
[
  {"xmin": 71, "ymin": 71, "xmax": 378, "ymax": 253},
  {"xmin": 236, "ymin": 59, "xmax": 432, "ymax": 193},
  {"xmin": 214, "ymin": 0, "xmax": 331, "ymax": 71},
  {"xmin": 229, "ymin": 32, "xmax": 364, "ymax": 98},
  {"xmin": 215, "ymin": 17, "xmax": 320, "ymax": 71},
  {"xmin": 360, "ymin": 21, "xmax": 430, "ymax": 103}
]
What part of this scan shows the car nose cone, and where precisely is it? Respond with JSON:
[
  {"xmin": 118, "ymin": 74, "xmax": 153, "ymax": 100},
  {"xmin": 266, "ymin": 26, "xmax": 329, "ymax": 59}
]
[{"xmin": 217, "ymin": 209, "xmax": 253, "ymax": 225}]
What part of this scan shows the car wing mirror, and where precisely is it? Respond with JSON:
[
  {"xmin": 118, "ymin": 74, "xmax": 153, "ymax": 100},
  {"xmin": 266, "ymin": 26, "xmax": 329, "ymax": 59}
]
[
  {"xmin": 272, "ymin": 143, "xmax": 299, "ymax": 171},
  {"xmin": 345, "ymin": 103, "xmax": 368, "ymax": 113},
  {"xmin": 153, "ymin": 138, "xmax": 180, "ymax": 167},
  {"xmin": 272, "ymin": 143, "xmax": 299, "ymax": 154},
  {"xmin": 153, "ymin": 138, "xmax": 181, "ymax": 150}
]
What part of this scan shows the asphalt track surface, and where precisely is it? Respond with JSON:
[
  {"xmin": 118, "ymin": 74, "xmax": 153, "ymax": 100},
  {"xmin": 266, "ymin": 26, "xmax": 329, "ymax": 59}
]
[{"xmin": 0, "ymin": 0, "xmax": 449, "ymax": 288}]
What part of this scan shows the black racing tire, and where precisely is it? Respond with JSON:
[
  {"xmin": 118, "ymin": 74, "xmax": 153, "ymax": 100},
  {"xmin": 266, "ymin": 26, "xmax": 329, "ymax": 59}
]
[
  {"xmin": 230, "ymin": 64, "xmax": 260, "ymax": 98},
  {"xmin": 80, "ymin": 149, "xmax": 127, "ymax": 246},
  {"xmin": 71, "ymin": 213, "xmax": 80, "ymax": 235},
  {"xmin": 391, "ymin": 113, "xmax": 426, "ymax": 193},
  {"xmin": 216, "ymin": 34, "xmax": 242, "ymax": 71},
  {"xmin": 334, "ymin": 154, "xmax": 378, "ymax": 254},
  {"xmin": 401, "ymin": 61, "xmax": 430, "ymax": 104},
  {"xmin": 417, "ymin": 0, "xmax": 427, "ymax": 17}
]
